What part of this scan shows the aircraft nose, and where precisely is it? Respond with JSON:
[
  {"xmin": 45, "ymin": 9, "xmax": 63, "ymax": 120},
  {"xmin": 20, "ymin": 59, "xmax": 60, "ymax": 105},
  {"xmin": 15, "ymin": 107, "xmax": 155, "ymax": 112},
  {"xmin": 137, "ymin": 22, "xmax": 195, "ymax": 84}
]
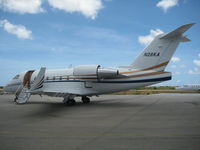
[
  {"xmin": 3, "ymin": 85, "xmax": 8, "ymax": 93},
  {"xmin": 3, "ymin": 83, "xmax": 11, "ymax": 93}
]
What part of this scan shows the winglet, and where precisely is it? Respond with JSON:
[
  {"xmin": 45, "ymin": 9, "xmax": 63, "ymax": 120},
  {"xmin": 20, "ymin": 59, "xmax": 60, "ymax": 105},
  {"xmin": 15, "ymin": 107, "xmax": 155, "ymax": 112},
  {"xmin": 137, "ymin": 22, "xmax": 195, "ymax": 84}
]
[{"xmin": 160, "ymin": 23, "xmax": 195, "ymax": 40}]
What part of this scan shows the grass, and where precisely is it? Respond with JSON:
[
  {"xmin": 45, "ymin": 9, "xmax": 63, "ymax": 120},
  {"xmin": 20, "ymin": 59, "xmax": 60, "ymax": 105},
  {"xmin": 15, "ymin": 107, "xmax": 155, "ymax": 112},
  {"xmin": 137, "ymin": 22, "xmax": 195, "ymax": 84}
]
[
  {"xmin": 112, "ymin": 86, "xmax": 200, "ymax": 95},
  {"xmin": 136, "ymin": 86, "xmax": 175, "ymax": 90},
  {"xmin": 112, "ymin": 90, "xmax": 200, "ymax": 95}
]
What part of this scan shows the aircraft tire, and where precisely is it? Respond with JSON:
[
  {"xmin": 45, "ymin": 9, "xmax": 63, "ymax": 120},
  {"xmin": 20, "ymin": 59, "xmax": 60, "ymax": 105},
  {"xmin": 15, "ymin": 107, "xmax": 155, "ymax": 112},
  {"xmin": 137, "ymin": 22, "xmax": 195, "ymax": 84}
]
[
  {"xmin": 82, "ymin": 96, "xmax": 90, "ymax": 104},
  {"xmin": 66, "ymin": 99, "xmax": 76, "ymax": 106}
]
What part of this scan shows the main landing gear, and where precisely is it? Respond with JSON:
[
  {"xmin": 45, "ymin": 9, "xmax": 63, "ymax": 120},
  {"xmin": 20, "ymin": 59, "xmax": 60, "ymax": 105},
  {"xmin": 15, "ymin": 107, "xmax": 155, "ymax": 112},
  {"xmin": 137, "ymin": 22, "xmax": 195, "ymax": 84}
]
[
  {"xmin": 63, "ymin": 97, "xmax": 76, "ymax": 106},
  {"xmin": 66, "ymin": 99, "xmax": 76, "ymax": 105},
  {"xmin": 82, "ymin": 96, "xmax": 90, "ymax": 104},
  {"xmin": 63, "ymin": 96, "xmax": 91, "ymax": 106}
]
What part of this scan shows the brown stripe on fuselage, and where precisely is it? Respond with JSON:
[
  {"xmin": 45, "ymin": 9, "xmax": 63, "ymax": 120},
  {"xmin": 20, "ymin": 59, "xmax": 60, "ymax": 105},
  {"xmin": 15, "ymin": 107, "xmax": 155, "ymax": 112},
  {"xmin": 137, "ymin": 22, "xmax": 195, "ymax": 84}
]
[{"xmin": 120, "ymin": 61, "xmax": 169, "ymax": 74}]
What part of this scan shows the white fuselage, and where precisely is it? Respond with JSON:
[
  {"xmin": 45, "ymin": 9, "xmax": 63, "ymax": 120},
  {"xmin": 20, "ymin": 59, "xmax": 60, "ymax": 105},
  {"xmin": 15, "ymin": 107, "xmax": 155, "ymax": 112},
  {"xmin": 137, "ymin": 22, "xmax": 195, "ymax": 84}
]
[{"xmin": 4, "ymin": 65, "xmax": 171, "ymax": 97}]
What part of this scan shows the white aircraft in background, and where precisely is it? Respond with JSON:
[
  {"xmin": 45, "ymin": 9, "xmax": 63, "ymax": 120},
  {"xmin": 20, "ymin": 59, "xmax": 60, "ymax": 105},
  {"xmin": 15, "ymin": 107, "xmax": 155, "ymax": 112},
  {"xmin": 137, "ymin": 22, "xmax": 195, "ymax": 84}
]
[
  {"xmin": 176, "ymin": 84, "xmax": 200, "ymax": 90},
  {"xmin": 4, "ymin": 23, "xmax": 194, "ymax": 105}
]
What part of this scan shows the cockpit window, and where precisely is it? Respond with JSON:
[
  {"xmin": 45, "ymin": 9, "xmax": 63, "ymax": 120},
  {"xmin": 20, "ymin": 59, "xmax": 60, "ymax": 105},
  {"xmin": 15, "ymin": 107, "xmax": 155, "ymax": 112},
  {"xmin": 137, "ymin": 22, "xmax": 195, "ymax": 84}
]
[{"xmin": 13, "ymin": 75, "xmax": 20, "ymax": 79}]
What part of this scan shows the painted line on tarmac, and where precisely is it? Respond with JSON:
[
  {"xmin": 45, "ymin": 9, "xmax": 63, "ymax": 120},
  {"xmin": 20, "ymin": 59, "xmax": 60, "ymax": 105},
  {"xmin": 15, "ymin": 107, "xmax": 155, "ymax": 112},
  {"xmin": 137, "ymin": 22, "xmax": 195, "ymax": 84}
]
[{"xmin": 0, "ymin": 131, "xmax": 200, "ymax": 138}]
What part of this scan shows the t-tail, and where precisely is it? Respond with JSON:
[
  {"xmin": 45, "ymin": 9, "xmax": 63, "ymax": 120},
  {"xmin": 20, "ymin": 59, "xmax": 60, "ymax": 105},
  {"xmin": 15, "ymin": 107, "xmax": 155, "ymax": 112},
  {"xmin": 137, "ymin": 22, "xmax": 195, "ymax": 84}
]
[{"xmin": 131, "ymin": 23, "xmax": 195, "ymax": 71}]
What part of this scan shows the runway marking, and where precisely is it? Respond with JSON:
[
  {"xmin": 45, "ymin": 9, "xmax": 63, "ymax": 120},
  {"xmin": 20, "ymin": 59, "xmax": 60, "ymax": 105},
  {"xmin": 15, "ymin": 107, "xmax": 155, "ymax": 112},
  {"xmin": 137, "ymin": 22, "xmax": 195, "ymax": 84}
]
[{"xmin": 0, "ymin": 131, "xmax": 200, "ymax": 138}]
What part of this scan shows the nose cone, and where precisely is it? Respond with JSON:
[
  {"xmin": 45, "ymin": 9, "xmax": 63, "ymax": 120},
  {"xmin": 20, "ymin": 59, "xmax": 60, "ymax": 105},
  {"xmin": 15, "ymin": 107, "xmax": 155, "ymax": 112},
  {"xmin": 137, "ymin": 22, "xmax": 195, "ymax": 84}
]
[{"xmin": 3, "ymin": 80, "xmax": 13, "ymax": 93}]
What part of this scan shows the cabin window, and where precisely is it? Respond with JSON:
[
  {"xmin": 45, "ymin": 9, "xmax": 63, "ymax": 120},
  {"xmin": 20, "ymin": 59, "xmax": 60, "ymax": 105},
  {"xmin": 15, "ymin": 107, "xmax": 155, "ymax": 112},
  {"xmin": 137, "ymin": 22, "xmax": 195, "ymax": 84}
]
[
  {"xmin": 53, "ymin": 76, "xmax": 55, "ymax": 80},
  {"xmin": 59, "ymin": 76, "xmax": 62, "ymax": 80},
  {"xmin": 46, "ymin": 77, "xmax": 49, "ymax": 80}
]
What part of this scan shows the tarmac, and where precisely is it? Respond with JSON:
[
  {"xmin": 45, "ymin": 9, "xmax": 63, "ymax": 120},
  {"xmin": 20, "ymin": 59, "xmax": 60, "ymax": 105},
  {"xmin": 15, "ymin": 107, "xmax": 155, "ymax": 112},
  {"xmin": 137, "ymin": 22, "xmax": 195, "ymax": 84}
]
[{"xmin": 0, "ymin": 94, "xmax": 200, "ymax": 150}]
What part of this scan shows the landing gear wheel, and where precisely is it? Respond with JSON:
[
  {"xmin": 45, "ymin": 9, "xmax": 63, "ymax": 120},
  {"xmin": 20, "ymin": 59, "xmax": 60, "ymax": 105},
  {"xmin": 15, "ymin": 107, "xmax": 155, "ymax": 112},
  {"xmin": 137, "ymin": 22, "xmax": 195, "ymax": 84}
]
[
  {"xmin": 66, "ymin": 99, "xmax": 76, "ymax": 106},
  {"xmin": 82, "ymin": 96, "xmax": 90, "ymax": 104}
]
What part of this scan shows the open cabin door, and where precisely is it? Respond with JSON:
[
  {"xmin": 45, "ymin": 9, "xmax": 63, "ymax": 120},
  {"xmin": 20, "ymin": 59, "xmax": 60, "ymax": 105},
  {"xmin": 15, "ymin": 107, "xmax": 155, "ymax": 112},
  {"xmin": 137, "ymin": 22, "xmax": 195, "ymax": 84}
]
[
  {"xmin": 17, "ymin": 68, "xmax": 45, "ymax": 104},
  {"xmin": 23, "ymin": 70, "xmax": 35, "ymax": 88}
]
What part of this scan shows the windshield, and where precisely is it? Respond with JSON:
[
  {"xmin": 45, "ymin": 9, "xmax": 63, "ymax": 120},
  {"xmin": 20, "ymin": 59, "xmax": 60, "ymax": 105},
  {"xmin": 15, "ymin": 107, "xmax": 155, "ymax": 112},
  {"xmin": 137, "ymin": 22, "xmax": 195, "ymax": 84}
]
[{"xmin": 13, "ymin": 75, "xmax": 20, "ymax": 79}]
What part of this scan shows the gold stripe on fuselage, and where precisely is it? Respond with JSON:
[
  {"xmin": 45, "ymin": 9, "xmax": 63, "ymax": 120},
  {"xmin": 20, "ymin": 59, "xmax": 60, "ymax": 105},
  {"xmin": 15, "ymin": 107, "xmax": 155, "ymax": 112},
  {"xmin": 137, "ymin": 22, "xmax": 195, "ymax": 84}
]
[{"xmin": 120, "ymin": 61, "xmax": 169, "ymax": 74}]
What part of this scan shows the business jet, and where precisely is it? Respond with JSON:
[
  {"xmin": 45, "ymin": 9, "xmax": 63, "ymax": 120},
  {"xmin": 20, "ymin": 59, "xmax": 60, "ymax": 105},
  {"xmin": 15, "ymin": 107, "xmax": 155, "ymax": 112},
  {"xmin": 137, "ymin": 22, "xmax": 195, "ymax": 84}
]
[
  {"xmin": 176, "ymin": 84, "xmax": 200, "ymax": 90},
  {"xmin": 4, "ymin": 23, "xmax": 194, "ymax": 105}
]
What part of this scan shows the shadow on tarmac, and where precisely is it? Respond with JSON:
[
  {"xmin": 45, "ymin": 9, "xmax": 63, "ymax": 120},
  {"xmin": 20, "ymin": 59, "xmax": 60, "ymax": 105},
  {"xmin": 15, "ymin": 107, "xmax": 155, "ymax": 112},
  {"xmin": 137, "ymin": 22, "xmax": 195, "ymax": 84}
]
[{"xmin": 20, "ymin": 99, "xmax": 144, "ymax": 119}]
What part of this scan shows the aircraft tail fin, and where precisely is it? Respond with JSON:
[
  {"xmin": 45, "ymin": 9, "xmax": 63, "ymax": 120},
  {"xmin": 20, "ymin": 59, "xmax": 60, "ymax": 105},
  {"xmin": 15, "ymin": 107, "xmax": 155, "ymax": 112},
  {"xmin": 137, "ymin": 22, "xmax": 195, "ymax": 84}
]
[{"xmin": 131, "ymin": 23, "xmax": 195, "ymax": 71}]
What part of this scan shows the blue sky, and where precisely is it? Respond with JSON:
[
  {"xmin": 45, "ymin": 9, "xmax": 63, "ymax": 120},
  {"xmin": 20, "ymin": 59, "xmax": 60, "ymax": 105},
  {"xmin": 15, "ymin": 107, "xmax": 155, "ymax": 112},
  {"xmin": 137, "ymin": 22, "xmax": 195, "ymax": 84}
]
[{"xmin": 0, "ymin": 0, "xmax": 199, "ymax": 86}]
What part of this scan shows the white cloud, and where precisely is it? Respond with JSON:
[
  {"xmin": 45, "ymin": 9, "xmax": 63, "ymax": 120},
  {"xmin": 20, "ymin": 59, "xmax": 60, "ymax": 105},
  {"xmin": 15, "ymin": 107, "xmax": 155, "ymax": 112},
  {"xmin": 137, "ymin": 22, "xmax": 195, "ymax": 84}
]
[
  {"xmin": 171, "ymin": 56, "xmax": 181, "ymax": 63},
  {"xmin": 188, "ymin": 59, "xmax": 200, "ymax": 75},
  {"xmin": 193, "ymin": 59, "xmax": 200, "ymax": 67},
  {"xmin": 0, "ymin": 19, "xmax": 32, "ymax": 39},
  {"xmin": 138, "ymin": 29, "xmax": 164, "ymax": 45},
  {"xmin": 48, "ymin": 0, "xmax": 103, "ymax": 19},
  {"xmin": 156, "ymin": 0, "xmax": 179, "ymax": 13},
  {"xmin": 0, "ymin": 0, "xmax": 44, "ymax": 14},
  {"xmin": 0, "ymin": 0, "xmax": 105, "ymax": 19},
  {"xmin": 188, "ymin": 67, "xmax": 200, "ymax": 75},
  {"xmin": 198, "ymin": 53, "xmax": 200, "ymax": 58}
]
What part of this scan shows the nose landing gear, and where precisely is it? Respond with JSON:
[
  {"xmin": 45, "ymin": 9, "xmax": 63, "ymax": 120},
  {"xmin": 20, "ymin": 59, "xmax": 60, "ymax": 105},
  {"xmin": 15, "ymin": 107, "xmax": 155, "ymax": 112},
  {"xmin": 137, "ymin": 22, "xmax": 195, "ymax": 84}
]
[{"xmin": 14, "ymin": 95, "xmax": 18, "ymax": 102}]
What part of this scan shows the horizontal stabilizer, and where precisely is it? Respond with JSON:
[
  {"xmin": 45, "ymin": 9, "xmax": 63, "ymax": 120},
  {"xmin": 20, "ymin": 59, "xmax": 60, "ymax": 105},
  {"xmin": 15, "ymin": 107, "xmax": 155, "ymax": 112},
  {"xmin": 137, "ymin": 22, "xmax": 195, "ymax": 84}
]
[
  {"xmin": 160, "ymin": 23, "xmax": 195, "ymax": 39},
  {"xmin": 180, "ymin": 36, "xmax": 191, "ymax": 42}
]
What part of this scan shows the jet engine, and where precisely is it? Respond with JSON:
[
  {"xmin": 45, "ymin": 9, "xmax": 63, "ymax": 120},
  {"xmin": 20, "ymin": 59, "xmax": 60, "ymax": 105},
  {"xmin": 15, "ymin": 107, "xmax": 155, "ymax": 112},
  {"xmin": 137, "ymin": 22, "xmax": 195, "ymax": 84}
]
[{"xmin": 73, "ymin": 65, "xmax": 119, "ymax": 79}]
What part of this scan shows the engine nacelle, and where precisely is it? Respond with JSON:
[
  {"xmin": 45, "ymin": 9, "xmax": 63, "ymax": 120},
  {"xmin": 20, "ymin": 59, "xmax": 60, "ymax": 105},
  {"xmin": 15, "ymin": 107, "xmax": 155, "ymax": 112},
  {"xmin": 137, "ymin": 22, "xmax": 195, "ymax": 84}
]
[
  {"xmin": 73, "ymin": 65, "xmax": 119, "ymax": 79},
  {"xmin": 98, "ymin": 68, "xmax": 119, "ymax": 79}
]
